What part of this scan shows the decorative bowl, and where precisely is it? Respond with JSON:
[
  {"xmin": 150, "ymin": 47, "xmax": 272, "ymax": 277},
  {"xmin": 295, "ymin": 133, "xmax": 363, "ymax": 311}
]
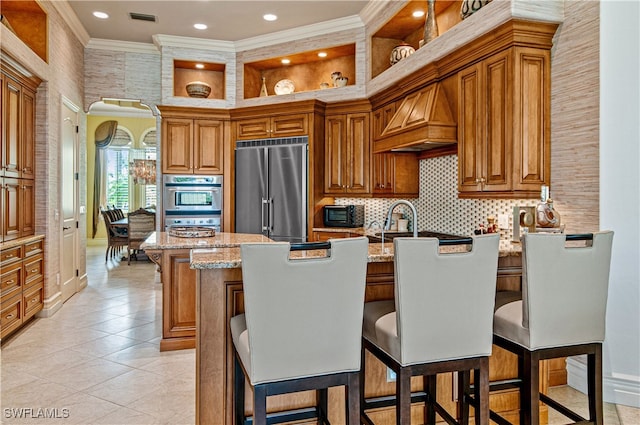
[
  {"xmin": 168, "ymin": 226, "xmax": 215, "ymax": 238},
  {"xmin": 186, "ymin": 81, "xmax": 212, "ymax": 98}
]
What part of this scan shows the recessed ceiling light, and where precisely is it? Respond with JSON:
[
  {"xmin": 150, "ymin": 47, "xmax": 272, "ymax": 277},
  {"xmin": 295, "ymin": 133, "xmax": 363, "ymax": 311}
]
[
  {"xmin": 93, "ymin": 11, "xmax": 109, "ymax": 19},
  {"xmin": 194, "ymin": 23, "xmax": 207, "ymax": 30},
  {"xmin": 281, "ymin": 58, "xmax": 290, "ymax": 65},
  {"xmin": 195, "ymin": 63, "xmax": 205, "ymax": 69},
  {"xmin": 318, "ymin": 52, "xmax": 328, "ymax": 58},
  {"xmin": 412, "ymin": 10, "xmax": 425, "ymax": 18},
  {"xmin": 263, "ymin": 14, "xmax": 278, "ymax": 22}
]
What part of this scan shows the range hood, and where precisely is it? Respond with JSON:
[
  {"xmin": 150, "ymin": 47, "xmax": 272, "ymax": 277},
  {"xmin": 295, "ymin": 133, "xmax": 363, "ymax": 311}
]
[{"xmin": 373, "ymin": 83, "xmax": 457, "ymax": 153}]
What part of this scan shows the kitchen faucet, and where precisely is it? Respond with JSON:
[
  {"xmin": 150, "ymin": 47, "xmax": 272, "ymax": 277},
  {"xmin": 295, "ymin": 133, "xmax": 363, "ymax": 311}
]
[
  {"xmin": 385, "ymin": 200, "xmax": 418, "ymax": 237},
  {"xmin": 368, "ymin": 220, "xmax": 385, "ymax": 247}
]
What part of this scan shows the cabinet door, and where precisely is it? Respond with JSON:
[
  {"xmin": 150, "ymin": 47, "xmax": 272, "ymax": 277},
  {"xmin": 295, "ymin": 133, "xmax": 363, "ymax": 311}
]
[
  {"xmin": 324, "ymin": 115, "xmax": 346, "ymax": 193},
  {"xmin": 193, "ymin": 119, "xmax": 223, "ymax": 174},
  {"xmin": 372, "ymin": 102, "xmax": 397, "ymax": 141},
  {"xmin": 235, "ymin": 118, "xmax": 270, "ymax": 140},
  {"xmin": 164, "ymin": 253, "xmax": 196, "ymax": 338},
  {"xmin": 162, "ymin": 118, "xmax": 193, "ymax": 174},
  {"xmin": 458, "ymin": 63, "xmax": 484, "ymax": 193},
  {"xmin": 20, "ymin": 87, "xmax": 36, "ymax": 179},
  {"xmin": 372, "ymin": 153, "xmax": 392, "ymax": 194},
  {"xmin": 3, "ymin": 78, "xmax": 21, "ymax": 178},
  {"xmin": 314, "ymin": 231, "xmax": 351, "ymax": 241},
  {"xmin": 2, "ymin": 179, "xmax": 20, "ymax": 241},
  {"xmin": 482, "ymin": 50, "xmax": 511, "ymax": 192},
  {"xmin": 391, "ymin": 153, "xmax": 419, "ymax": 196},
  {"xmin": 511, "ymin": 47, "xmax": 550, "ymax": 191},
  {"xmin": 271, "ymin": 114, "xmax": 308, "ymax": 137},
  {"xmin": 345, "ymin": 113, "xmax": 370, "ymax": 194},
  {"xmin": 20, "ymin": 179, "xmax": 35, "ymax": 236}
]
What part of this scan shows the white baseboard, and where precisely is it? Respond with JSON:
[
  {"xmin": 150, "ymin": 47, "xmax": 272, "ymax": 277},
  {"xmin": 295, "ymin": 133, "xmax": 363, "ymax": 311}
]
[
  {"xmin": 567, "ymin": 356, "xmax": 640, "ymax": 408},
  {"xmin": 37, "ymin": 291, "xmax": 63, "ymax": 318},
  {"xmin": 79, "ymin": 272, "xmax": 88, "ymax": 290}
]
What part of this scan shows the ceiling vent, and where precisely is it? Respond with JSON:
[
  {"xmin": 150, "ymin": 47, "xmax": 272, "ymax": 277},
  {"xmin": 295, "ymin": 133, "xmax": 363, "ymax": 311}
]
[{"xmin": 129, "ymin": 12, "xmax": 157, "ymax": 23}]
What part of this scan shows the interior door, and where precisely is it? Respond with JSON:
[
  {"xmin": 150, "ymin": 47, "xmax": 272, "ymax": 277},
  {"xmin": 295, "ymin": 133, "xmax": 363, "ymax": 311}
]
[{"xmin": 61, "ymin": 98, "xmax": 80, "ymax": 303}]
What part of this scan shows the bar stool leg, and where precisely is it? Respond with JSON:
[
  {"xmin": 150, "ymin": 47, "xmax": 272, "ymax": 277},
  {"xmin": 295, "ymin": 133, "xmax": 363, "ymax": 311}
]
[
  {"xmin": 425, "ymin": 374, "xmax": 437, "ymax": 425},
  {"xmin": 234, "ymin": 354, "xmax": 245, "ymax": 425},
  {"xmin": 588, "ymin": 345, "xmax": 604, "ymax": 425},
  {"xmin": 253, "ymin": 385, "xmax": 267, "ymax": 425},
  {"xmin": 477, "ymin": 358, "xmax": 490, "ymax": 425},
  {"xmin": 346, "ymin": 372, "xmax": 361, "ymax": 425},
  {"xmin": 521, "ymin": 350, "xmax": 540, "ymax": 425},
  {"xmin": 317, "ymin": 388, "xmax": 328, "ymax": 423},
  {"xmin": 397, "ymin": 367, "xmax": 411, "ymax": 424}
]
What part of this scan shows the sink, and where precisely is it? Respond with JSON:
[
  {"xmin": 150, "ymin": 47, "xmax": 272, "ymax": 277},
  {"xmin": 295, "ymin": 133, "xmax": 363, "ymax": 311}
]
[{"xmin": 367, "ymin": 231, "xmax": 472, "ymax": 244}]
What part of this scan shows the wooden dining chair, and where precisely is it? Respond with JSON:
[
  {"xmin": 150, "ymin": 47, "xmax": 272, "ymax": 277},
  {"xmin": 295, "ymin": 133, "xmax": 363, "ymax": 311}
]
[
  {"xmin": 127, "ymin": 208, "xmax": 156, "ymax": 264},
  {"xmin": 101, "ymin": 209, "xmax": 128, "ymax": 262}
]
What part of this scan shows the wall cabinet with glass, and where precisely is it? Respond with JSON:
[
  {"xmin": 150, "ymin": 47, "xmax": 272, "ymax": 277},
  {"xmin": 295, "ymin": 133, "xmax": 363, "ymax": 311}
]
[
  {"xmin": 243, "ymin": 44, "xmax": 356, "ymax": 99},
  {"xmin": 159, "ymin": 106, "xmax": 229, "ymax": 175}
]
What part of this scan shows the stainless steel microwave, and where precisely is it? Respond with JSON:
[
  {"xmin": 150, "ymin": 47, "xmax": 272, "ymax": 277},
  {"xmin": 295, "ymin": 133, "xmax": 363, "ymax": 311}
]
[
  {"xmin": 323, "ymin": 205, "xmax": 365, "ymax": 228},
  {"xmin": 163, "ymin": 175, "xmax": 223, "ymax": 213}
]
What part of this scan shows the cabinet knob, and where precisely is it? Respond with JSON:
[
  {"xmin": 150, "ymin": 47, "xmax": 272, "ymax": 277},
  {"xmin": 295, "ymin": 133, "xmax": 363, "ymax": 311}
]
[
  {"xmin": 23, "ymin": 168, "xmax": 28, "ymax": 172},
  {"xmin": 31, "ymin": 297, "xmax": 37, "ymax": 303},
  {"xmin": 6, "ymin": 279, "xmax": 14, "ymax": 284},
  {"xmin": 6, "ymin": 313, "xmax": 14, "ymax": 319},
  {"xmin": 30, "ymin": 268, "xmax": 38, "ymax": 273}
]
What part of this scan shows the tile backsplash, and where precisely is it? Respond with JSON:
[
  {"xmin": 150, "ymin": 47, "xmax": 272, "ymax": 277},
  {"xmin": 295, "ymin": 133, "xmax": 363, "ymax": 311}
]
[{"xmin": 336, "ymin": 155, "xmax": 539, "ymax": 240}]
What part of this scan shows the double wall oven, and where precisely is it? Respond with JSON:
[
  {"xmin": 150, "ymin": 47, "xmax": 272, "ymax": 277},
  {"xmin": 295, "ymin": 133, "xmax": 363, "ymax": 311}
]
[{"xmin": 163, "ymin": 175, "xmax": 223, "ymax": 231}]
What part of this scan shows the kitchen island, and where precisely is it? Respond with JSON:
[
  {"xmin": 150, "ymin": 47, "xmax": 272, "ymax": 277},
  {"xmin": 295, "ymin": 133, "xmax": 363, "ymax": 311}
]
[
  {"xmin": 191, "ymin": 237, "xmax": 539, "ymax": 425},
  {"xmin": 141, "ymin": 232, "xmax": 272, "ymax": 351}
]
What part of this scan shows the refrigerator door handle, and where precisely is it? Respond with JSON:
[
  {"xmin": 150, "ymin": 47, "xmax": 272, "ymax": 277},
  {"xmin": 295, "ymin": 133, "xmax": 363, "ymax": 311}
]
[
  {"xmin": 261, "ymin": 198, "xmax": 269, "ymax": 232},
  {"xmin": 268, "ymin": 197, "xmax": 274, "ymax": 232}
]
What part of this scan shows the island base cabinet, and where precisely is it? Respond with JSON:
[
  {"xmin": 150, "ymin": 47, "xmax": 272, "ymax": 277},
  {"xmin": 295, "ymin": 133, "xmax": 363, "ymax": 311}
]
[
  {"xmin": 153, "ymin": 249, "xmax": 197, "ymax": 351},
  {"xmin": 196, "ymin": 259, "xmax": 549, "ymax": 425}
]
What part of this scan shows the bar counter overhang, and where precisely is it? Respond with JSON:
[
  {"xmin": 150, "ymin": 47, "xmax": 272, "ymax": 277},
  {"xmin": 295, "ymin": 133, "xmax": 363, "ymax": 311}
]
[{"xmin": 152, "ymin": 232, "xmax": 531, "ymax": 425}]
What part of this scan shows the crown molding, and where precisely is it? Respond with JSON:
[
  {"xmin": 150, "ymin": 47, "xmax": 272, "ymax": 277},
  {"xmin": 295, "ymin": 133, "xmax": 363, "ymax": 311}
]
[
  {"xmin": 359, "ymin": 0, "xmax": 395, "ymax": 26},
  {"xmin": 50, "ymin": 0, "xmax": 90, "ymax": 46},
  {"xmin": 152, "ymin": 35, "xmax": 236, "ymax": 53},
  {"xmin": 86, "ymin": 39, "xmax": 160, "ymax": 54},
  {"xmin": 234, "ymin": 15, "xmax": 364, "ymax": 51}
]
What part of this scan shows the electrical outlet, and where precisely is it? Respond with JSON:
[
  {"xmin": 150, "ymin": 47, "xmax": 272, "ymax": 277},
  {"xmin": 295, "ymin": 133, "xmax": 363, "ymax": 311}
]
[
  {"xmin": 386, "ymin": 368, "xmax": 396, "ymax": 382},
  {"xmin": 498, "ymin": 214, "xmax": 509, "ymax": 229}
]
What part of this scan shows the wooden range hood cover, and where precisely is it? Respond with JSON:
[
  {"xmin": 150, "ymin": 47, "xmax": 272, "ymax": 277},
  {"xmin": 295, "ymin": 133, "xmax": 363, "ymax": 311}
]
[{"xmin": 374, "ymin": 83, "xmax": 457, "ymax": 153}]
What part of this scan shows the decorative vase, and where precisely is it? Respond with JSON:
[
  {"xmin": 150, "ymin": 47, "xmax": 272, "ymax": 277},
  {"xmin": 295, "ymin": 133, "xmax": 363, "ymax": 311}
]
[
  {"xmin": 390, "ymin": 44, "xmax": 415, "ymax": 66},
  {"xmin": 461, "ymin": 0, "xmax": 492, "ymax": 20},
  {"xmin": 185, "ymin": 81, "xmax": 211, "ymax": 98},
  {"xmin": 259, "ymin": 77, "xmax": 268, "ymax": 97},
  {"xmin": 423, "ymin": 0, "xmax": 439, "ymax": 45}
]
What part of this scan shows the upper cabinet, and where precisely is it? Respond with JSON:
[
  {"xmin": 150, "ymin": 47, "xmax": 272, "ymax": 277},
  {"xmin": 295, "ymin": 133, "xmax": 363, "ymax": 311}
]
[
  {"xmin": 242, "ymin": 44, "xmax": 356, "ymax": 99},
  {"xmin": 457, "ymin": 46, "xmax": 551, "ymax": 198},
  {"xmin": 235, "ymin": 114, "xmax": 308, "ymax": 140},
  {"xmin": 159, "ymin": 106, "xmax": 229, "ymax": 175},
  {"xmin": 324, "ymin": 100, "xmax": 370, "ymax": 196}
]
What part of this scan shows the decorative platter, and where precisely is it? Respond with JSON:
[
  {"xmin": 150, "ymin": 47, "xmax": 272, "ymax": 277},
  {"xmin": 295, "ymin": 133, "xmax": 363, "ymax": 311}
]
[
  {"xmin": 274, "ymin": 79, "xmax": 295, "ymax": 95},
  {"xmin": 168, "ymin": 226, "xmax": 216, "ymax": 238}
]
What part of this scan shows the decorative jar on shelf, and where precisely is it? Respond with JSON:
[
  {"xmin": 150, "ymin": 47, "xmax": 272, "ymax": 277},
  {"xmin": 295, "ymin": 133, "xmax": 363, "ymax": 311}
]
[
  {"xmin": 185, "ymin": 81, "xmax": 211, "ymax": 98},
  {"xmin": 390, "ymin": 44, "xmax": 415, "ymax": 66},
  {"xmin": 461, "ymin": 0, "xmax": 492, "ymax": 19}
]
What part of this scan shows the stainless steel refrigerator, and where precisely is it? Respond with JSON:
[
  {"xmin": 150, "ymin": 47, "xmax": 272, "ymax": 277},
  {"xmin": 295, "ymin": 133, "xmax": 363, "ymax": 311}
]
[{"xmin": 234, "ymin": 139, "xmax": 308, "ymax": 242}]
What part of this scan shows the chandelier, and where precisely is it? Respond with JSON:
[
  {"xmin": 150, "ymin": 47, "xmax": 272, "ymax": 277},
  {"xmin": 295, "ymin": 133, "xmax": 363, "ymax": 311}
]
[{"xmin": 129, "ymin": 148, "xmax": 156, "ymax": 185}]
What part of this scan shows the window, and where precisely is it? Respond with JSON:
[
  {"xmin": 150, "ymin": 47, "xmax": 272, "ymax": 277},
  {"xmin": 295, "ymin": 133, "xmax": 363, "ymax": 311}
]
[
  {"xmin": 104, "ymin": 127, "xmax": 133, "ymax": 212},
  {"xmin": 105, "ymin": 147, "xmax": 130, "ymax": 212}
]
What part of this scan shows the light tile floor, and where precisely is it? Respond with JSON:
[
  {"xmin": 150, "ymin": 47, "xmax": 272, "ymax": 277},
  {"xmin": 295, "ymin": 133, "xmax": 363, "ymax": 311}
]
[{"xmin": 2, "ymin": 244, "xmax": 639, "ymax": 425}]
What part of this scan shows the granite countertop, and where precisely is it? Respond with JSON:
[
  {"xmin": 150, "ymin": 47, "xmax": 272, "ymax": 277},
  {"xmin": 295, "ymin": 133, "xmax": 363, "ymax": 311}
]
[
  {"xmin": 0, "ymin": 234, "xmax": 45, "ymax": 250},
  {"xmin": 140, "ymin": 232, "xmax": 272, "ymax": 250},
  {"xmin": 190, "ymin": 236, "xmax": 521, "ymax": 270}
]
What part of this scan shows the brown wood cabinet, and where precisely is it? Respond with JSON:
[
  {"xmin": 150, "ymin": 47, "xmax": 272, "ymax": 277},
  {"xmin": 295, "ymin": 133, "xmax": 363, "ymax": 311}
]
[
  {"xmin": 0, "ymin": 236, "xmax": 44, "ymax": 339},
  {"xmin": 324, "ymin": 100, "xmax": 370, "ymax": 196},
  {"xmin": 1, "ymin": 66, "xmax": 37, "ymax": 180},
  {"xmin": 313, "ymin": 230, "xmax": 355, "ymax": 241},
  {"xmin": 372, "ymin": 153, "xmax": 419, "ymax": 197},
  {"xmin": 1, "ymin": 178, "xmax": 34, "ymax": 242},
  {"xmin": 159, "ymin": 106, "xmax": 228, "ymax": 175},
  {"xmin": 458, "ymin": 47, "xmax": 550, "ymax": 198},
  {"xmin": 235, "ymin": 114, "xmax": 308, "ymax": 140}
]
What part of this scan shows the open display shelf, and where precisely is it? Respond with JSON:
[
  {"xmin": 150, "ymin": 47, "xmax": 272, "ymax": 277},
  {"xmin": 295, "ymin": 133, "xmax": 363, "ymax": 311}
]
[
  {"xmin": 1, "ymin": 0, "xmax": 48, "ymax": 63},
  {"xmin": 243, "ymin": 44, "xmax": 356, "ymax": 99},
  {"xmin": 371, "ymin": 0, "xmax": 462, "ymax": 78},
  {"xmin": 173, "ymin": 60, "xmax": 226, "ymax": 99}
]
